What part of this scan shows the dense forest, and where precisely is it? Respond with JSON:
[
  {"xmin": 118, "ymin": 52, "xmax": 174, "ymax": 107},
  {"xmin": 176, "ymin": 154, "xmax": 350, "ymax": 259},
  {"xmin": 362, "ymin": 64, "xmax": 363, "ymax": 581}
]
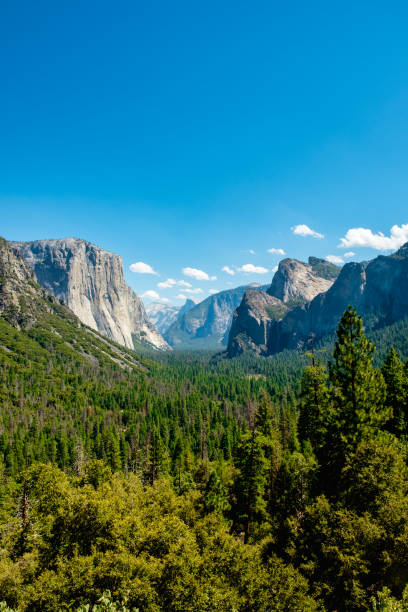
[{"xmin": 2, "ymin": 296, "xmax": 408, "ymax": 609}]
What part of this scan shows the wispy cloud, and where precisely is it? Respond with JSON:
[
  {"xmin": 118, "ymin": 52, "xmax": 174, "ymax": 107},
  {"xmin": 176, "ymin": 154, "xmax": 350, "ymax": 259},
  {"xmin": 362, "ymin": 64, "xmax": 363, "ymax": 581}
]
[
  {"xmin": 249, "ymin": 249, "xmax": 255, "ymax": 255},
  {"xmin": 338, "ymin": 224, "xmax": 408, "ymax": 251},
  {"xmin": 272, "ymin": 265, "xmax": 278, "ymax": 273},
  {"xmin": 222, "ymin": 266, "xmax": 235, "ymax": 276},
  {"xmin": 267, "ymin": 248, "xmax": 286, "ymax": 255},
  {"xmin": 326, "ymin": 255, "xmax": 344, "ymax": 264},
  {"xmin": 344, "ymin": 252, "xmax": 355, "ymax": 258},
  {"xmin": 157, "ymin": 278, "xmax": 192, "ymax": 289},
  {"xmin": 292, "ymin": 224, "xmax": 324, "ymax": 239},
  {"xmin": 238, "ymin": 263, "xmax": 269, "ymax": 274},
  {"xmin": 141, "ymin": 290, "xmax": 170, "ymax": 302},
  {"xmin": 129, "ymin": 261, "xmax": 159, "ymax": 275},
  {"xmin": 209, "ymin": 289, "xmax": 218, "ymax": 295},
  {"xmin": 184, "ymin": 288, "xmax": 203, "ymax": 294},
  {"xmin": 183, "ymin": 267, "xmax": 216, "ymax": 281}
]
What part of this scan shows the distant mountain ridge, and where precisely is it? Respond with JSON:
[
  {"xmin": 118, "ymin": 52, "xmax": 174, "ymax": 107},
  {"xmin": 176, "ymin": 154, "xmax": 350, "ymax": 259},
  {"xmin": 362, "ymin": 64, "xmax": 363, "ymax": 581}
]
[
  {"xmin": 228, "ymin": 246, "xmax": 408, "ymax": 357},
  {"xmin": 164, "ymin": 285, "xmax": 267, "ymax": 350},
  {"xmin": 145, "ymin": 302, "xmax": 180, "ymax": 335},
  {"xmin": 228, "ymin": 257, "xmax": 341, "ymax": 356},
  {"xmin": 12, "ymin": 238, "xmax": 169, "ymax": 351}
]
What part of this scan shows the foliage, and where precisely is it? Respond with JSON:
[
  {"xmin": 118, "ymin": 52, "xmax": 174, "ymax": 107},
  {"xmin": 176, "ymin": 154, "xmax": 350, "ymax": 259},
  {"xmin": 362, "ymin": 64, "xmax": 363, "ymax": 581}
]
[{"xmin": 2, "ymin": 295, "xmax": 408, "ymax": 610}]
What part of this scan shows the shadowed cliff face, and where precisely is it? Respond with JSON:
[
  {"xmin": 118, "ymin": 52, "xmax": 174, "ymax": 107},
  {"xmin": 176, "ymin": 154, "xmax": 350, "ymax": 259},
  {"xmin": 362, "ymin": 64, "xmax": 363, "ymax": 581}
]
[
  {"xmin": 12, "ymin": 238, "xmax": 169, "ymax": 351},
  {"xmin": 228, "ymin": 290, "xmax": 288, "ymax": 356},
  {"xmin": 228, "ymin": 257, "xmax": 340, "ymax": 357},
  {"xmin": 228, "ymin": 244, "xmax": 408, "ymax": 357},
  {"xmin": 0, "ymin": 237, "xmax": 54, "ymax": 329}
]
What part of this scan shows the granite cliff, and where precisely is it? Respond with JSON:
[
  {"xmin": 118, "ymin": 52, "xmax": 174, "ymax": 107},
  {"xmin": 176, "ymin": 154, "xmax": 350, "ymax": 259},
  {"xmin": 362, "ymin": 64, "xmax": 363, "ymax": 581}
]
[
  {"xmin": 12, "ymin": 238, "xmax": 169, "ymax": 351},
  {"xmin": 145, "ymin": 302, "xmax": 181, "ymax": 335},
  {"xmin": 164, "ymin": 286, "xmax": 265, "ymax": 350},
  {"xmin": 228, "ymin": 257, "xmax": 340, "ymax": 356},
  {"xmin": 228, "ymin": 246, "xmax": 408, "ymax": 357}
]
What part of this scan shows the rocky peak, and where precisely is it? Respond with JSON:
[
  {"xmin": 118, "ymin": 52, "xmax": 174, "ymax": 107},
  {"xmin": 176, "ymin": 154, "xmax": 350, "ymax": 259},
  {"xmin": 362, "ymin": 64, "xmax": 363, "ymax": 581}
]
[
  {"xmin": 178, "ymin": 299, "xmax": 196, "ymax": 317},
  {"xmin": 268, "ymin": 257, "xmax": 339, "ymax": 304},
  {"xmin": 227, "ymin": 289, "xmax": 288, "ymax": 356},
  {"xmin": 393, "ymin": 241, "xmax": 408, "ymax": 259},
  {"xmin": 0, "ymin": 237, "xmax": 55, "ymax": 329},
  {"xmin": 12, "ymin": 238, "xmax": 169, "ymax": 351}
]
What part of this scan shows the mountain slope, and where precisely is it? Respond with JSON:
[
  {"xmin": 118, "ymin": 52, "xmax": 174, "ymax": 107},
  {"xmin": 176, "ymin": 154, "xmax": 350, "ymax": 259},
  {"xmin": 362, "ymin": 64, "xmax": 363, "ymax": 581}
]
[
  {"xmin": 12, "ymin": 238, "xmax": 169, "ymax": 351},
  {"xmin": 228, "ymin": 257, "xmax": 340, "ymax": 356},
  {"xmin": 145, "ymin": 302, "xmax": 180, "ymax": 334},
  {"xmin": 229, "ymin": 245, "xmax": 408, "ymax": 357},
  {"xmin": 0, "ymin": 237, "xmax": 148, "ymax": 372},
  {"xmin": 268, "ymin": 257, "xmax": 338, "ymax": 304},
  {"xmin": 164, "ymin": 285, "xmax": 263, "ymax": 349}
]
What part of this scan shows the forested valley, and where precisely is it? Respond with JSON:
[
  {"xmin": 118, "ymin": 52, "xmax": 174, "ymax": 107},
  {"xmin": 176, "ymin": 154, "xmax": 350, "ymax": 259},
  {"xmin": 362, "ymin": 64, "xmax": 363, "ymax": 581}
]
[{"xmin": 2, "ymin": 291, "xmax": 408, "ymax": 611}]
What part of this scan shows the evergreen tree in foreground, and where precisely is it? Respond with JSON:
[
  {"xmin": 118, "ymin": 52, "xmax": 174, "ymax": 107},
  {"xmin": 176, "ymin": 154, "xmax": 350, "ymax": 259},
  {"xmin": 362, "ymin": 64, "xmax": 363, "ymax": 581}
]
[{"xmin": 326, "ymin": 307, "xmax": 388, "ymax": 487}]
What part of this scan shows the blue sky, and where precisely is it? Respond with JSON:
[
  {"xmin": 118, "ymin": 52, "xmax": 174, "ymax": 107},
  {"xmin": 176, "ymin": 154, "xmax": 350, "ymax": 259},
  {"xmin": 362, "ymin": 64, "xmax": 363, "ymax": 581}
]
[{"xmin": 2, "ymin": 0, "xmax": 408, "ymax": 304}]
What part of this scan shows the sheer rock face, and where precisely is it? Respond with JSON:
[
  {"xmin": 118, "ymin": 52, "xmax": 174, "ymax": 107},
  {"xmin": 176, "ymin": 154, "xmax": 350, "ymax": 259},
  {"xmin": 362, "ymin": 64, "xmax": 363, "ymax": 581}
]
[
  {"xmin": 145, "ymin": 302, "xmax": 180, "ymax": 335},
  {"xmin": 228, "ymin": 290, "xmax": 288, "ymax": 356},
  {"xmin": 0, "ymin": 237, "xmax": 52, "ymax": 328},
  {"xmin": 228, "ymin": 244, "xmax": 408, "ymax": 357},
  {"xmin": 12, "ymin": 238, "xmax": 169, "ymax": 351},
  {"xmin": 268, "ymin": 258, "xmax": 336, "ymax": 304},
  {"xmin": 164, "ymin": 286, "xmax": 256, "ymax": 349},
  {"xmin": 228, "ymin": 257, "xmax": 340, "ymax": 357}
]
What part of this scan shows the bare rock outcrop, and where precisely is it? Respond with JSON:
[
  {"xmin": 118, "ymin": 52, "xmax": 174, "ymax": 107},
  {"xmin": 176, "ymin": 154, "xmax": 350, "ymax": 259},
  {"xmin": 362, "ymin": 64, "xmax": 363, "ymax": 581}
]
[
  {"xmin": 228, "ymin": 244, "xmax": 408, "ymax": 358},
  {"xmin": 12, "ymin": 238, "xmax": 169, "ymax": 351},
  {"xmin": 268, "ymin": 257, "xmax": 337, "ymax": 304},
  {"xmin": 228, "ymin": 290, "xmax": 288, "ymax": 356},
  {"xmin": 228, "ymin": 256, "xmax": 340, "ymax": 357}
]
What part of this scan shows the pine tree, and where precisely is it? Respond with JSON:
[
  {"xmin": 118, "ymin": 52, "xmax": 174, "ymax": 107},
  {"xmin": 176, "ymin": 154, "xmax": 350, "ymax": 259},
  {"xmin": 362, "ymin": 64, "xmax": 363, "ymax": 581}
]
[
  {"xmin": 233, "ymin": 426, "xmax": 269, "ymax": 542},
  {"xmin": 298, "ymin": 360, "xmax": 330, "ymax": 453},
  {"xmin": 327, "ymin": 307, "xmax": 388, "ymax": 473},
  {"xmin": 382, "ymin": 348, "xmax": 407, "ymax": 434}
]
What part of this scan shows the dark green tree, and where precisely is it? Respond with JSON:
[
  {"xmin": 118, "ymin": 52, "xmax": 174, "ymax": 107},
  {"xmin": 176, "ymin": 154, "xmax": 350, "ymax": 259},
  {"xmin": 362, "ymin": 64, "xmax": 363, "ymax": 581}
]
[
  {"xmin": 328, "ymin": 307, "xmax": 388, "ymax": 457},
  {"xmin": 298, "ymin": 360, "xmax": 330, "ymax": 454},
  {"xmin": 382, "ymin": 348, "xmax": 407, "ymax": 434}
]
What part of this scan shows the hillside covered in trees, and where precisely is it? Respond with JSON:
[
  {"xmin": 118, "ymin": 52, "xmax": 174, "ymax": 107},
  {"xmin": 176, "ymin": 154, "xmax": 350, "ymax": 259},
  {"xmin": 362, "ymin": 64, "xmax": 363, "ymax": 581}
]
[{"xmin": 2, "ymin": 240, "xmax": 408, "ymax": 609}]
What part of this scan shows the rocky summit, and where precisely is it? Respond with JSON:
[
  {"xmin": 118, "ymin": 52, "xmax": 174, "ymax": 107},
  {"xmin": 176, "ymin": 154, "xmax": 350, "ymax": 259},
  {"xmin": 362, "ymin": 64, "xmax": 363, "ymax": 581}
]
[
  {"xmin": 228, "ymin": 245, "xmax": 408, "ymax": 357},
  {"xmin": 12, "ymin": 238, "xmax": 169, "ymax": 351},
  {"xmin": 228, "ymin": 256, "xmax": 340, "ymax": 356},
  {"xmin": 268, "ymin": 257, "xmax": 338, "ymax": 304},
  {"xmin": 164, "ymin": 286, "xmax": 264, "ymax": 350}
]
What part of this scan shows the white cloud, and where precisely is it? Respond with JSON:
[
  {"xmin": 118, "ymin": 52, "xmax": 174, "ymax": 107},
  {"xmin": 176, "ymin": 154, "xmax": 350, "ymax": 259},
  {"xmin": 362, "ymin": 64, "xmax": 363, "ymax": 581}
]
[
  {"xmin": 222, "ymin": 266, "xmax": 235, "ymax": 276},
  {"xmin": 129, "ymin": 261, "xmax": 158, "ymax": 275},
  {"xmin": 184, "ymin": 288, "xmax": 203, "ymax": 294},
  {"xmin": 292, "ymin": 224, "xmax": 324, "ymax": 239},
  {"xmin": 249, "ymin": 249, "xmax": 255, "ymax": 255},
  {"xmin": 326, "ymin": 255, "xmax": 344, "ymax": 264},
  {"xmin": 209, "ymin": 289, "xmax": 218, "ymax": 295},
  {"xmin": 344, "ymin": 252, "xmax": 355, "ymax": 258},
  {"xmin": 158, "ymin": 278, "xmax": 192, "ymax": 289},
  {"xmin": 267, "ymin": 248, "xmax": 286, "ymax": 255},
  {"xmin": 338, "ymin": 224, "xmax": 408, "ymax": 251},
  {"xmin": 142, "ymin": 290, "xmax": 160, "ymax": 300},
  {"xmin": 272, "ymin": 265, "xmax": 278, "ymax": 273},
  {"xmin": 182, "ymin": 267, "xmax": 215, "ymax": 281},
  {"xmin": 157, "ymin": 278, "xmax": 176, "ymax": 288},
  {"xmin": 238, "ymin": 263, "xmax": 269, "ymax": 274}
]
